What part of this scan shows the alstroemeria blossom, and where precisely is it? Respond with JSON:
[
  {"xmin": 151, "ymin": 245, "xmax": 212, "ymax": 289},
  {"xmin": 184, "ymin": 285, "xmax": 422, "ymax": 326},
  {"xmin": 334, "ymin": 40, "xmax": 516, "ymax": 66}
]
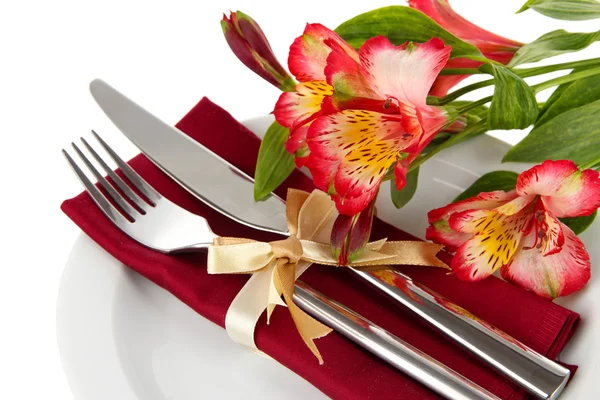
[
  {"xmin": 275, "ymin": 24, "xmax": 451, "ymax": 215},
  {"xmin": 309, "ymin": 37, "xmax": 450, "ymax": 214},
  {"xmin": 409, "ymin": 0, "xmax": 522, "ymax": 96},
  {"xmin": 427, "ymin": 160, "xmax": 600, "ymax": 298},
  {"xmin": 274, "ymin": 24, "xmax": 355, "ymax": 166}
]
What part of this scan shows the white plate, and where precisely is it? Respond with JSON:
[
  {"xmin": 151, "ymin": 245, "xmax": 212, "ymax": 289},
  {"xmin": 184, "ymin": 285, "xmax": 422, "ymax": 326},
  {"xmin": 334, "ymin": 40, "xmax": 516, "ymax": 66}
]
[{"xmin": 58, "ymin": 116, "xmax": 598, "ymax": 399}]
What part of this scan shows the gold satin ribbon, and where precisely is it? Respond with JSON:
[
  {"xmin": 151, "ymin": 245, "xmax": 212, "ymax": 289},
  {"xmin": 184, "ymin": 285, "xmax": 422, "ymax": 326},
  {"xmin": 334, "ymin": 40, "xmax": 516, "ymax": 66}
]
[{"xmin": 207, "ymin": 189, "xmax": 448, "ymax": 363}]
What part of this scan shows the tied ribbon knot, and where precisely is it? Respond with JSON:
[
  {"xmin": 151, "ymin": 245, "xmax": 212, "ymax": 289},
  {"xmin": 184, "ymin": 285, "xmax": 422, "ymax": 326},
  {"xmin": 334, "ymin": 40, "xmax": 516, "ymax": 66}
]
[{"xmin": 208, "ymin": 189, "xmax": 448, "ymax": 363}]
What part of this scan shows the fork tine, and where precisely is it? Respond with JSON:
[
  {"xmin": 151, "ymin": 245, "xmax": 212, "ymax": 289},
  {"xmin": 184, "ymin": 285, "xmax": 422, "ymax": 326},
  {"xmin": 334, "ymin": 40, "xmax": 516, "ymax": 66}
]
[
  {"xmin": 80, "ymin": 137, "xmax": 148, "ymax": 211},
  {"xmin": 71, "ymin": 142, "xmax": 141, "ymax": 219},
  {"xmin": 91, "ymin": 130, "xmax": 161, "ymax": 205},
  {"xmin": 62, "ymin": 149, "xmax": 133, "ymax": 225}
]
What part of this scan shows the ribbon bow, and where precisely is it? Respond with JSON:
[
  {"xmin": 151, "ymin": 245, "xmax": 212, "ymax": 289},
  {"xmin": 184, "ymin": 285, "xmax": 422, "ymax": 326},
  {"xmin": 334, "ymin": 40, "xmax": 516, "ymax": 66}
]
[{"xmin": 208, "ymin": 189, "xmax": 447, "ymax": 363}]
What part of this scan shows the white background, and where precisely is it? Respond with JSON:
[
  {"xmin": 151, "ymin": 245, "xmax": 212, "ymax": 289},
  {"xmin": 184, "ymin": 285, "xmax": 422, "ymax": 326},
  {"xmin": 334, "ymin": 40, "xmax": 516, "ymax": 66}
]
[{"xmin": 0, "ymin": 0, "xmax": 597, "ymax": 398}]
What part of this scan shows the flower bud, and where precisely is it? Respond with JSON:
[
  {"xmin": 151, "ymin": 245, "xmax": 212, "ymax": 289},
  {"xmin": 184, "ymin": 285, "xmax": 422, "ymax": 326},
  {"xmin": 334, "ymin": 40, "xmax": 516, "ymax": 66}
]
[
  {"xmin": 221, "ymin": 11, "xmax": 296, "ymax": 91},
  {"xmin": 330, "ymin": 198, "xmax": 376, "ymax": 265}
]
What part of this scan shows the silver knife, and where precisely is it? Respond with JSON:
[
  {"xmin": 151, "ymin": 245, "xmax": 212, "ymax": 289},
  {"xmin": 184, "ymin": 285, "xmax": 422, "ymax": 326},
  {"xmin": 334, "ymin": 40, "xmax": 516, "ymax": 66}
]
[{"xmin": 89, "ymin": 79, "xmax": 570, "ymax": 400}]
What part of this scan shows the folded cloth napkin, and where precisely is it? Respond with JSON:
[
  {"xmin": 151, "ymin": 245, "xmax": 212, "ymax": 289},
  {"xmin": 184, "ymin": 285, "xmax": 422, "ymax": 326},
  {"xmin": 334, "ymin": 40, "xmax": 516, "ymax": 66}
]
[{"xmin": 62, "ymin": 98, "xmax": 579, "ymax": 400}]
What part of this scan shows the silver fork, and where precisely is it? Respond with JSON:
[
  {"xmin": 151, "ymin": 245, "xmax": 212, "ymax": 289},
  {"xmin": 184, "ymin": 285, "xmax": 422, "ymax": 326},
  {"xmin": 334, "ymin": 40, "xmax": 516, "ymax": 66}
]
[
  {"xmin": 62, "ymin": 131, "xmax": 500, "ymax": 400},
  {"xmin": 62, "ymin": 130, "xmax": 216, "ymax": 253}
]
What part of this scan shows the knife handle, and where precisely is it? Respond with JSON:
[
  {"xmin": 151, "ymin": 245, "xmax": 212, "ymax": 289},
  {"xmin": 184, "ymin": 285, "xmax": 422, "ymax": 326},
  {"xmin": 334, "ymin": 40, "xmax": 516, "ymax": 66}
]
[
  {"xmin": 293, "ymin": 281, "xmax": 501, "ymax": 400},
  {"xmin": 350, "ymin": 269, "xmax": 570, "ymax": 400}
]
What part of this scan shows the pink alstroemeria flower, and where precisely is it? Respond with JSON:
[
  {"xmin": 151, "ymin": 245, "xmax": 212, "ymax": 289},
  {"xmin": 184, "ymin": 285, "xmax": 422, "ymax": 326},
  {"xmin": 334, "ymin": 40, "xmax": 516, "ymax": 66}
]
[
  {"xmin": 427, "ymin": 160, "xmax": 600, "ymax": 299},
  {"xmin": 409, "ymin": 0, "xmax": 523, "ymax": 97},
  {"xmin": 274, "ymin": 24, "xmax": 356, "ymax": 166},
  {"xmin": 274, "ymin": 24, "xmax": 451, "ymax": 215}
]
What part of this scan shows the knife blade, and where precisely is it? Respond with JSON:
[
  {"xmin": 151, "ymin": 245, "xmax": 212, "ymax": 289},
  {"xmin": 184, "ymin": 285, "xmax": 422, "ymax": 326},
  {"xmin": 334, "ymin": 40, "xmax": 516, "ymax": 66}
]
[
  {"xmin": 89, "ymin": 79, "xmax": 289, "ymax": 235},
  {"xmin": 90, "ymin": 79, "xmax": 570, "ymax": 400}
]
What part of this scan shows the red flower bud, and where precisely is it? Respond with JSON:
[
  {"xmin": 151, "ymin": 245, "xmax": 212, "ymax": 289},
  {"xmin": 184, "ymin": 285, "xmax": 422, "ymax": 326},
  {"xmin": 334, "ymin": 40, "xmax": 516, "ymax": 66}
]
[
  {"xmin": 221, "ymin": 11, "xmax": 295, "ymax": 91},
  {"xmin": 330, "ymin": 197, "xmax": 376, "ymax": 265},
  {"xmin": 408, "ymin": 0, "xmax": 523, "ymax": 97}
]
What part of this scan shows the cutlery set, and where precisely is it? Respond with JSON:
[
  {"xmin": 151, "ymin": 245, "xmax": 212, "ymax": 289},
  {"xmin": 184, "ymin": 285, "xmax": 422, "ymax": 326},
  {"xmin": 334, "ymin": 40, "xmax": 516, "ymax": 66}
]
[{"xmin": 62, "ymin": 79, "xmax": 571, "ymax": 400}]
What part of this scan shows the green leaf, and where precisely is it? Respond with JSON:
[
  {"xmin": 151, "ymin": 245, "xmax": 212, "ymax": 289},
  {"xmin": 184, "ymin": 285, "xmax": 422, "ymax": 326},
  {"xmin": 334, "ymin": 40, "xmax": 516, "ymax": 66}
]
[
  {"xmin": 503, "ymin": 99, "xmax": 600, "ymax": 165},
  {"xmin": 560, "ymin": 211, "xmax": 597, "ymax": 235},
  {"xmin": 517, "ymin": 0, "xmax": 600, "ymax": 21},
  {"xmin": 446, "ymin": 101, "xmax": 489, "ymax": 120},
  {"xmin": 453, "ymin": 171, "xmax": 518, "ymax": 202},
  {"xmin": 253, "ymin": 121, "xmax": 295, "ymax": 201},
  {"xmin": 509, "ymin": 29, "xmax": 600, "ymax": 67},
  {"xmin": 537, "ymin": 73, "xmax": 576, "ymax": 122},
  {"xmin": 481, "ymin": 64, "xmax": 539, "ymax": 130},
  {"xmin": 335, "ymin": 6, "xmax": 483, "ymax": 59},
  {"xmin": 391, "ymin": 167, "xmax": 419, "ymax": 208},
  {"xmin": 535, "ymin": 71, "xmax": 600, "ymax": 127}
]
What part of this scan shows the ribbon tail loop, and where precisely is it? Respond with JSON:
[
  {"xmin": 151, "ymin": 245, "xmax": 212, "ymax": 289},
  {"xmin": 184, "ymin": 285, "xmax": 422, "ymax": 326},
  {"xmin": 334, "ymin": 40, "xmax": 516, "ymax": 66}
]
[{"xmin": 274, "ymin": 260, "xmax": 332, "ymax": 364}]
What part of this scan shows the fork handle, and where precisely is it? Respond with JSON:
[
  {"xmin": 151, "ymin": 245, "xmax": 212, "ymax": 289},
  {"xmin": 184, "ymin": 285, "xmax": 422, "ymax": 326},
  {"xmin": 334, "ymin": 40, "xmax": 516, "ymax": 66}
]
[
  {"xmin": 350, "ymin": 269, "xmax": 570, "ymax": 400},
  {"xmin": 293, "ymin": 281, "xmax": 501, "ymax": 400}
]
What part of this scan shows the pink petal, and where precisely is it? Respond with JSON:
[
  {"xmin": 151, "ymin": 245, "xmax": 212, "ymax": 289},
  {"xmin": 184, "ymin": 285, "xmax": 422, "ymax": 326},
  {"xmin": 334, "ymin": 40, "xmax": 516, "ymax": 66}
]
[
  {"xmin": 307, "ymin": 110, "xmax": 418, "ymax": 215},
  {"xmin": 426, "ymin": 219, "xmax": 472, "ymax": 252},
  {"xmin": 542, "ymin": 167, "xmax": 600, "ymax": 218},
  {"xmin": 516, "ymin": 160, "xmax": 577, "ymax": 196},
  {"xmin": 273, "ymin": 81, "xmax": 333, "ymax": 128},
  {"xmin": 501, "ymin": 223, "xmax": 591, "ymax": 299},
  {"xmin": 358, "ymin": 36, "xmax": 451, "ymax": 107},
  {"xmin": 409, "ymin": 105, "xmax": 449, "ymax": 156},
  {"xmin": 430, "ymin": 57, "xmax": 480, "ymax": 97},
  {"xmin": 390, "ymin": 107, "xmax": 448, "ymax": 183},
  {"xmin": 284, "ymin": 124, "xmax": 311, "ymax": 167},
  {"xmin": 517, "ymin": 160, "xmax": 600, "ymax": 218},
  {"xmin": 427, "ymin": 190, "xmax": 517, "ymax": 224},
  {"xmin": 408, "ymin": 0, "xmax": 522, "ymax": 54},
  {"xmin": 393, "ymin": 159, "xmax": 410, "ymax": 190},
  {"xmin": 451, "ymin": 210, "xmax": 532, "ymax": 281},
  {"xmin": 539, "ymin": 212, "xmax": 565, "ymax": 256},
  {"xmin": 288, "ymin": 23, "xmax": 358, "ymax": 82},
  {"xmin": 324, "ymin": 38, "xmax": 378, "ymax": 101},
  {"xmin": 430, "ymin": 75, "xmax": 469, "ymax": 98},
  {"xmin": 493, "ymin": 194, "xmax": 536, "ymax": 216}
]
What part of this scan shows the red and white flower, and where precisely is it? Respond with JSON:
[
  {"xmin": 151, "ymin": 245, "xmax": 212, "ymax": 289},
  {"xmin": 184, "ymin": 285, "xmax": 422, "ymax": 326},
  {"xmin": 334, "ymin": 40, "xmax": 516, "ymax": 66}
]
[
  {"xmin": 274, "ymin": 24, "xmax": 451, "ymax": 215},
  {"xmin": 274, "ymin": 24, "xmax": 354, "ymax": 166},
  {"xmin": 409, "ymin": 0, "xmax": 522, "ymax": 97},
  {"xmin": 427, "ymin": 160, "xmax": 600, "ymax": 298}
]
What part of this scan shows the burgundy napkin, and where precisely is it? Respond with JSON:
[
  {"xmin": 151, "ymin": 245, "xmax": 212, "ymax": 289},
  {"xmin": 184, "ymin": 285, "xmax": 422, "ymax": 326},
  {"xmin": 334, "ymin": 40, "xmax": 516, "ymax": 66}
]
[{"xmin": 62, "ymin": 98, "xmax": 579, "ymax": 399}]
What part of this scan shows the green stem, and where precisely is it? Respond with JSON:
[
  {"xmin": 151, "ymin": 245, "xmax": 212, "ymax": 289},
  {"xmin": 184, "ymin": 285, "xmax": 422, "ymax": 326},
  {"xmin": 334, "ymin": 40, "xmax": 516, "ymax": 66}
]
[
  {"xmin": 431, "ymin": 57, "xmax": 600, "ymax": 105},
  {"xmin": 516, "ymin": 57, "xmax": 600, "ymax": 78},
  {"xmin": 408, "ymin": 119, "xmax": 488, "ymax": 172},
  {"xmin": 428, "ymin": 68, "xmax": 600, "ymax": 167},
  {"xmin": 280, "ymin": 77, "xmax": 297, "ymax": 92},
  {"xmin": 436, "ymin": 58, "xmax": 600, "ymax": 77},
  {"xmin": 457, "ymin": 96, "xmax": 493, "ymax": 114},
  {"xmin": 444, "ymin": 66, "xmax": 600, "ymax": 110},
  {"xmin": 532, "ymin": 66, "xmax": 600, "ymax": 93},
  {"xmin": 579, "ymin": 155, "xmax": 600, "ymax": 170},
  {"xmin": 439, "ymin": 68, "xmax": 483, "ymax": 76},
  {"xmin": 432, "ymin": 79, "xmax": 494, "ymax": 105},
  {"xmin": 468, "ymin": 55, "xmax": 497, "ymax": 64}
]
